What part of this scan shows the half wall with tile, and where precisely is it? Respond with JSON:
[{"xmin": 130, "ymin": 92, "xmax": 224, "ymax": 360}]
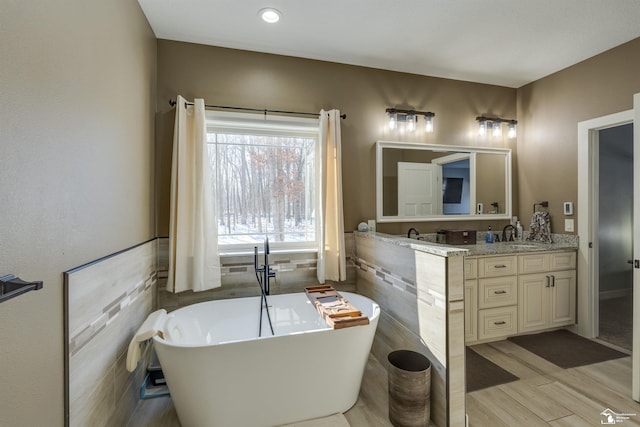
[
  {"xmin": 355, "ymin": 232, "xmax": 466, "ymax": 427},
  {"xmin": 64, "ymin": 240, "xmax": 157, "ymax": 427}
]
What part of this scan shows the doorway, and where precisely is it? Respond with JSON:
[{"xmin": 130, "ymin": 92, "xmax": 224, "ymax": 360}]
[
  {"xmin": 597, "ymin": 124, "xmax": 634, "ymax": 351},
  {"xmin": 577, "ymin": 97, "xmax": 639, "ymax": 401}
]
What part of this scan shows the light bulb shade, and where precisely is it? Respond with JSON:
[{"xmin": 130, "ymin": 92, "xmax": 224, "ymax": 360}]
[
  {"xmin": 424, "ymin": 112, "xmax": 435, "ymax": 133},
  {"xmin": 492, "ymin": 120, "xmax": 502, "ymax": 137},
  {"xmin": 424, "ymin": 114, "xmax": 434, "ymax": 132},
  {"xmin": 508, "ymin": 121, "xmax": 517, "ymax": 138},
  {"xmin": 478, "ymin": 120, "xmax": 487, "ymax": 137},
  {"xmin": 388, "ymin": 111, "xmax": 397, "ymax": 129},
  {"xmin": 406, "ymin": 113, "xmax": 416, "ymax": 132}
]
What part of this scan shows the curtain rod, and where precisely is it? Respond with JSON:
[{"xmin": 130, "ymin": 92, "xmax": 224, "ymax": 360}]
[{"xmin": 168, "ymin": 99, "xmax": 346, "ymax": 119}]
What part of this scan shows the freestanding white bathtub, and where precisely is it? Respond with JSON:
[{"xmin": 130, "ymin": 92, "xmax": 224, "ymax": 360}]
[{"xmin": 153, "ymin": 291, "xmax": 379, "ymax": 427}]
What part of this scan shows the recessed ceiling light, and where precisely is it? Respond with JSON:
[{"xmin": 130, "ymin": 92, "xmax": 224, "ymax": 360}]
[{"xmin": 259, "ymin": 8, "xmax": 281, "ymax": 24}]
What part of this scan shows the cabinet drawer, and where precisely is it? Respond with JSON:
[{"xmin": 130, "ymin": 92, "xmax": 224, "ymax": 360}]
[
  {"xmin": 478, "ymin": 306, "xmax": 518, "ymax": 341},
  {"xmin": 478, "ymin": 276, "xmax": 518, "ymax": 309},
  {"xmin": 465, "ymin": 258, "xmax": 478, "ymax": 280},
  {"xmin": 478, "ymin": 256, "xmax": 517, "ymax": 277},
  {"xmin": 550, "ymin": 251, "xmax": 576, "ymax": 271},
  {"xmin": 518, "ymin": 253, "xmax": 549, "ymax": 274}
]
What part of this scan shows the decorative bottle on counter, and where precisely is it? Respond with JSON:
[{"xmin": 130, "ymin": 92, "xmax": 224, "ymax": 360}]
[
  {"xmin": 516, "ymin": 221, "xmax": 523, "ymax": 241},
  {"xmin": 485, "ymin": 226, "xmax": 494, "ymax": 243}
]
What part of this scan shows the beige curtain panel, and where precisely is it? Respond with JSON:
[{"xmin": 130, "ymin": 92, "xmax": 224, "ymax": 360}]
[
  {"xmin": 317, "ymin": 109, "xmax": 346, "ymax": 283},
  {"xmin": 167, "ymin": 95, "xmax": 221, "ymax": 292}
]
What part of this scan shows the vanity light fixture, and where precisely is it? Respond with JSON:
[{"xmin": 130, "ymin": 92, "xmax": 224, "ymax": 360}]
[
  {"xmin": 259, "ymin": 8, "xmax": 281, "ymax": 23},
  {"xmin": 424, "ymin": 112, "xmax": 434, "ymax": 132},
  {"xmin": 507, "ymin": 120, "xmax": 517, "ymax": 138},
  {"xmin": 478, "ymin": 118, "xmax": 488, "ymax": 137},
  {"xmin": 388, "ymin": 109, "xmax": 398, "ymax": 130},
  {"xmin": 406, "ymin": 112, "xmax": 416, "ymax": 132},
  {"xmin": 476, "ymin": 116, "xmax": 517, "ymax": 138},
  {"xmin": 492, "ymin": 119, "xmax": 502, "ymax": 137},
  {"xmin": 386, "ymin": 108, "xmax": 435, "ymax": 133}
]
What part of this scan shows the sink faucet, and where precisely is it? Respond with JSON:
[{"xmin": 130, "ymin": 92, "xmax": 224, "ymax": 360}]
[
  {"xmin": 502, "ymin": 224, "xmax": 515, "ymax": 242},
  {"xmin": 407, "ymin": 227, "xmax": 420, "ymax": 239}
]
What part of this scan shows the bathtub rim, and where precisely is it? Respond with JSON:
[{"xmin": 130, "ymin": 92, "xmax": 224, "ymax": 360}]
[{"xmin": 153, "ymin": 290, "xmax": 380, "ymax": 349}]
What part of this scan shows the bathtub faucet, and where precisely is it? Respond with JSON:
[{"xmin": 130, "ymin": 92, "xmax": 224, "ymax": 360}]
[
  {"xmin": 254, "ymin": 237, "xmax": 276, "ymax": 295},
  {"xmin": 254, "ymin": 237, "xmax": 276, "ymax": 336}
]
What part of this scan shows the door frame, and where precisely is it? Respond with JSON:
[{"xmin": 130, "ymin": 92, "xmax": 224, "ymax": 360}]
[
  {"xmin": 577, "ymin": 109, "xmax": 633, "ymax": 340},
  {"xmin": 432, "ymin": 152, "xmax": 476, "ymax": 215}
]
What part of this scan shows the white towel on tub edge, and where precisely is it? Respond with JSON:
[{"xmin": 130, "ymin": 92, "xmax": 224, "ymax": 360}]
[{"xmin": 126, "ymin": 309, "xmax": 168, "ymax": 372}]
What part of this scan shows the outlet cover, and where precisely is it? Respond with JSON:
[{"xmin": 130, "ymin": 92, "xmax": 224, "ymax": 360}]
[{"xmin": 565, "ymin": 219, "xmax": 574, "ymax": 232}]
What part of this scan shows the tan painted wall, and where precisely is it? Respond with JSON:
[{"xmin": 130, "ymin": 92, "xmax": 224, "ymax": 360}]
[
  {"xmin": 155, "ymin": 40, "xmax": 517, "ymax": 237},
  {"xmin": 0, "ymin": 2, "xmax": 156, "ymax": 426},
  {"xmin": 516, "ymin": 37, "xmax": 640, "ymax": 232}
]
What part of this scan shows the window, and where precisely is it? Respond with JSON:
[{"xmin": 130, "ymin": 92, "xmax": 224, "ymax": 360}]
[{"xmin": 206, "ymin": 111, "xmax": 319, "ymax": 252}]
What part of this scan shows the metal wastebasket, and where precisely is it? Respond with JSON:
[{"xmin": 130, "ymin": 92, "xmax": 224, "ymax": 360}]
[{"xmin": 387, "ymin": 350, "xmax": 431, "ymax": 427}]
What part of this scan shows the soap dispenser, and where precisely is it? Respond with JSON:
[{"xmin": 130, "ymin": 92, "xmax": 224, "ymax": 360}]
[
  {"xmin": 485, "ymin": 226, "xmax": 494, "ymax": 243},
  {"xmin": 516, "ymin": 221, "xmax": 523, "ymax": 241}
]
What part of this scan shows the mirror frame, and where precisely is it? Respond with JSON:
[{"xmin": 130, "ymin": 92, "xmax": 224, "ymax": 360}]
[{"xmin": 376, "ymin": 141, "xmax": 512, "ymax": 223}]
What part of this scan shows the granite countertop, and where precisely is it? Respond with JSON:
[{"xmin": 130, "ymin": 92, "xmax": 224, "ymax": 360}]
[{"xmin": 354, "ymin": 231, "xmax": 578, "ymax": 258}]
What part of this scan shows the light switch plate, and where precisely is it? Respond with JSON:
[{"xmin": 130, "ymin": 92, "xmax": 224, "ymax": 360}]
[{"xmin": 565, "ymin": 219, "xmax": 574, "ymax": 232}]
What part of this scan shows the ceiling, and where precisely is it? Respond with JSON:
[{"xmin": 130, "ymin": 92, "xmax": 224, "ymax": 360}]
[{"xmin": 137, "ymin": 0, "xmax": 640, "ymax": 88}]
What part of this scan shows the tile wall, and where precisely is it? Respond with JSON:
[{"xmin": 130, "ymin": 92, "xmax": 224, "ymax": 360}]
[
  {"xmin": 64, "ymin": 240, "xmax": 157, "ymax": 427},
  {"xmin": 354, "ymin": 233, "xmax": 466, "ymax": 427},
  {"xmin": 63, "ymin": 232, "xmax": 357, "ymax": 426}
]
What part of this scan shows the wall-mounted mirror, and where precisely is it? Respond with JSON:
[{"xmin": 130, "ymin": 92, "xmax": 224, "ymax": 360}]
[{"xmin": 376, "ymin": 141, "xmax": 512, "ymax": 222}]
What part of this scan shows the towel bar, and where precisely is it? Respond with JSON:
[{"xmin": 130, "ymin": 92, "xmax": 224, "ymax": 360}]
[{"xmin": 0, "ymin": 275, "xmax": 43, "ymax": 304}]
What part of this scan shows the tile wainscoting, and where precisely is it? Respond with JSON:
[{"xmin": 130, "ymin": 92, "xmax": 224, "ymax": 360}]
[
  {"xmin": 64, "ymin": 240, "xmax": 157, "ymax": 427},
  {"xmin": 355, "ymin": 232, "xmax": 466, "ymax": 427},
  {"xmin": 63, "ymin": 233, "xmax": 357, "ymax": 426}
]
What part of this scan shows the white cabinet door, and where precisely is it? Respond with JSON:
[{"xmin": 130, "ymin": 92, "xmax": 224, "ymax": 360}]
[
  {"xmin": 519, "ymin": 270, "xmax": 576, "ymax": 333},
  {"xmin": 518, "ymin": 273, "xmax": 549, "ymax": 333},
  {"xmin": 549, "ymin": 270, "xmax": 576, "ymax": 327}
]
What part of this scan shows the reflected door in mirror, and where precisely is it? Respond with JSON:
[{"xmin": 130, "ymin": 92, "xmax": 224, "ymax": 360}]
[{"xmin": 397, "ymin": 162, "xmax": 439, "ymax": 216}]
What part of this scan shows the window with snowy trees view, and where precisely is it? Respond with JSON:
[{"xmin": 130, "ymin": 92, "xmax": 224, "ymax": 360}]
[{"xmin": 207, "ymin": 113, "xmax": 319, "ymax": 251}]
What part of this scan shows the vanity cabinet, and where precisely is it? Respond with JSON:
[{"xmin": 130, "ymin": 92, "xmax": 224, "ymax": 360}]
[
  {"xmin": 476, "ymin": 255, "xmax": 518, "ymax": 341},
  {"xmin": 464, "ymin": 250, "xmax": 577, "ymax": 343},
  {"xmin": 518, "ymin": 252, "xmax": 576, "ymax": 333}
]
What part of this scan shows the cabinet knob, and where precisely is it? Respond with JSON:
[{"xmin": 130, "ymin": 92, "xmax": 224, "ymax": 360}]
[
  {"xmin": 494, "ymin": 321, "xmax": 507, "ymax": 325},
  {"xmin": 494, "ymin": 290, "xmax": 507, "ymax": 294}
]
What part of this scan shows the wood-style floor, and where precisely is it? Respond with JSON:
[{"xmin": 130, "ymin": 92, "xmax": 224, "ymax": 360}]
[
  {"xmin": 129, "ymin": 341, "xmax": 640, "ymax": 427},
  {"xmin": 467, "ymin": 339, "xmax": 640, "ymax": 426}
]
